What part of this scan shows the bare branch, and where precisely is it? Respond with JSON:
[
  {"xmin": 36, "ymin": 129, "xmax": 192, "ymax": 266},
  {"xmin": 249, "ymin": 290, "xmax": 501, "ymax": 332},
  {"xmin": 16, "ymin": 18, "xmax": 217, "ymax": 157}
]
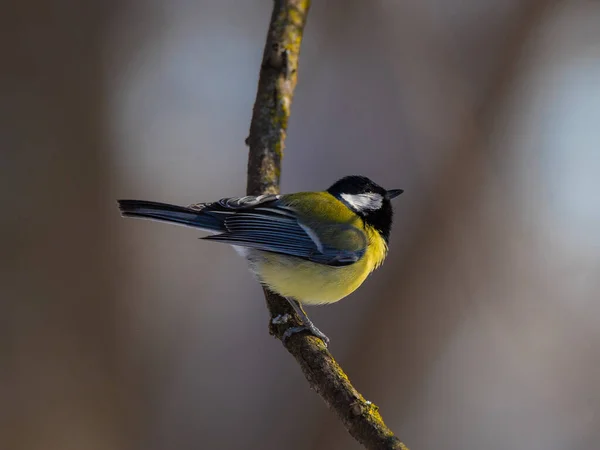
[{"xmin": 245, "ymin": 1, "xmax": 409, "ymax": 449}]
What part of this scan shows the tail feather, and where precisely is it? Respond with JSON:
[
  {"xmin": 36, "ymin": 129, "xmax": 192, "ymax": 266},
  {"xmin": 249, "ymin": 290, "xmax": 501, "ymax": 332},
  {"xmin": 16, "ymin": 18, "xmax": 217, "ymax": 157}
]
[{"xmin": 117, "ymin": 199, "xmax": 224, "ymax": 232}]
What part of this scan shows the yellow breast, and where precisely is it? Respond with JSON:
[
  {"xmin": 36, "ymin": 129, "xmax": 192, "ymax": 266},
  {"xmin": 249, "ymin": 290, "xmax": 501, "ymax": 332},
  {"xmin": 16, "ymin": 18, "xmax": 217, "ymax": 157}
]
[{"xmin": 255, "ymin": 224, "xmax": 388, "ymax": 305}]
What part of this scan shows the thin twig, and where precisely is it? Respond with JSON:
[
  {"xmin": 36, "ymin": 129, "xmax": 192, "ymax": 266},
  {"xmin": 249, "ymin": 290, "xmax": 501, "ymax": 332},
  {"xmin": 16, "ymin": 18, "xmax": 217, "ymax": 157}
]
[{"xmin": 245, "ymin": 1, "xmax": 409, "ymax": 449}]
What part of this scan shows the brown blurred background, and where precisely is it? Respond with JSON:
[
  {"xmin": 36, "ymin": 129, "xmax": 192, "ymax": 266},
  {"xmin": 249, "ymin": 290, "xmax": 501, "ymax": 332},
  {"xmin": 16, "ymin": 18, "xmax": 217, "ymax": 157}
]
[{"xmin": 2, "ymin": 0, "xmax": 600, "ymax": 449}]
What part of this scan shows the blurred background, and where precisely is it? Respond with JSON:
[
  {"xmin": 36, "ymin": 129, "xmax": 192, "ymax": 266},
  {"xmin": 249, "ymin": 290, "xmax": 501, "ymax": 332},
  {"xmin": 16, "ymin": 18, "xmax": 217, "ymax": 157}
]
[{"xmin": 2, "ymin": 0, "xmax": 600, "ymax": 449}]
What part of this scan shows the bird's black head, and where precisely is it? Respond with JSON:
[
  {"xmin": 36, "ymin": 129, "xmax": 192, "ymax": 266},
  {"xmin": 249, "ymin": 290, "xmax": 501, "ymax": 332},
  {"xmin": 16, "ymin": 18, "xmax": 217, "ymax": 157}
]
[{"xmin": 327, "ymin": 175, "xmax": 403, "ymax": 242}]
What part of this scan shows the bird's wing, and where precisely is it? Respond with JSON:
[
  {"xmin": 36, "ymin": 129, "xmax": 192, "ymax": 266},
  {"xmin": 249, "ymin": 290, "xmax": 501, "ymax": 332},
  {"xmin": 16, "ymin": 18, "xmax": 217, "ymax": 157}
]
[
  {"xmin": 188, "ymin": 194, "xmax": 282, "ymax": 212},
  {"xmin": 196, "ymin": 195, "xmax": 367, "ymax": 266}
]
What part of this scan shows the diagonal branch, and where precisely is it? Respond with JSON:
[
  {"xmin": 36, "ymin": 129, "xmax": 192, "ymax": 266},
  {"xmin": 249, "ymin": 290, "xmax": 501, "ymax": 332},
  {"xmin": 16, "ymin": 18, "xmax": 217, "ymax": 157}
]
[{"xmin": 245, "ymin": 1, "xmax": 409, "ymax": 449}]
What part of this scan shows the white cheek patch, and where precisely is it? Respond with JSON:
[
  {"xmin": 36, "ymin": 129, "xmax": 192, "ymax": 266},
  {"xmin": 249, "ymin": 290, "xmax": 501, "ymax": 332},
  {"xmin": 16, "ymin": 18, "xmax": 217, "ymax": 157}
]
[{"xmin": 340, "ymin": 193, "xmax": 383, "ymax": 212}]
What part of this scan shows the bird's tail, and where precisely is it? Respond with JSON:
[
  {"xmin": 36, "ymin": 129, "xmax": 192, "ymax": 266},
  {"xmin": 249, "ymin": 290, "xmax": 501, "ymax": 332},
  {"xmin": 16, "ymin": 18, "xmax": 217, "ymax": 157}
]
[{"xmin": 117, "ymin": 200, "xmax": 224, "ymax": 232}]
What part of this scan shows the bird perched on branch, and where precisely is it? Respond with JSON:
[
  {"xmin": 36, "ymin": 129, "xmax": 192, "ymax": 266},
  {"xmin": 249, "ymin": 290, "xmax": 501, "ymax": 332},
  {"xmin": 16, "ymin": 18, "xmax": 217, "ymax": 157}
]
[{"xmin": 117, "ymin": 175, "xmax": 403, "ymax": 345}]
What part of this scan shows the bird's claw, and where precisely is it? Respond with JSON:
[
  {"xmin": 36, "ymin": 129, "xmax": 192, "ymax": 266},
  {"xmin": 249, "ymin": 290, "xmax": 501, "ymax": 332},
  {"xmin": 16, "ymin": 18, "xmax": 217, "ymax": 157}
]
[
  {"xmin": 282, "ymin": 324, "xmax": 330, "ymax": 347},
  {"xmin": 281, "ymin": 297, "xmax": 330, "ymax": 346}
]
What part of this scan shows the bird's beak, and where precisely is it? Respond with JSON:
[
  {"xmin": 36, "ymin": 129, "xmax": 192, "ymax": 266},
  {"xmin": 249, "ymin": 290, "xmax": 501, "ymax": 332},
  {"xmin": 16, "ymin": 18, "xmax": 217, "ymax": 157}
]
[{"xmin": 385, "ymin": 189, "xmax": 404, "ymax": 200}]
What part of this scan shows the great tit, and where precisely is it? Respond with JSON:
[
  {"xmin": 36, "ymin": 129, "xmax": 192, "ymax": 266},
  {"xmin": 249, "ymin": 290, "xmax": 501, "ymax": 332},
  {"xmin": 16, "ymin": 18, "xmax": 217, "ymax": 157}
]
[{"xmin": 117, "ymin": 175, "xmax": 403, "ymax": 345}]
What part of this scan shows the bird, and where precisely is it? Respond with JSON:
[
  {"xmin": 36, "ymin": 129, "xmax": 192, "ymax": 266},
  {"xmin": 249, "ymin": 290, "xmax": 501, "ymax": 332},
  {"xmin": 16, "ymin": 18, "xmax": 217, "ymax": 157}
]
[{"xmin": 117, "ymin": 175, "xmax": 403, "ymax": 345}]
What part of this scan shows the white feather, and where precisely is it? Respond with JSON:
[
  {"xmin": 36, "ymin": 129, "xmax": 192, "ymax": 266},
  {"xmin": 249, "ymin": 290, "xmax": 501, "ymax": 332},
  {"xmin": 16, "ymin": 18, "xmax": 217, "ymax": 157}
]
[
  {"xmin": 340, "ymin": 193, "xmax": 383, "ymax": 211},
  {"xmin": 232, "ymin": 245, "xmax": 249, "ymax": 257},
  {"xmin": 298, "ymin": 222, "xmax": 324, "ymax": 253}
]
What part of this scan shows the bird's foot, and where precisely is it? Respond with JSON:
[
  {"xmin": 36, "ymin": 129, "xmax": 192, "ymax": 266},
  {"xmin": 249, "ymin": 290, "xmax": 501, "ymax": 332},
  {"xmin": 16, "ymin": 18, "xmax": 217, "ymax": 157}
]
[
  {"xmin": 281, "ymin": 297, "xmax": 330, "ymax": 346},
  {"xmin": 282, "ymin": 322, "xmax": 330, "ymax": 347}
]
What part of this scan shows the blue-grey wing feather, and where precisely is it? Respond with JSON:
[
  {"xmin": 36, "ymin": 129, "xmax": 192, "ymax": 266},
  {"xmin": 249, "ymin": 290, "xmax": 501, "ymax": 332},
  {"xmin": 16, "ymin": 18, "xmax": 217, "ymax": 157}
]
[
  {"xmin": 189, "ymin": 194, "xmax": 282, "ymax": 211},
  {"xmin": 195, "ymin": 196, "xmax": 365, "ymax": 266}
]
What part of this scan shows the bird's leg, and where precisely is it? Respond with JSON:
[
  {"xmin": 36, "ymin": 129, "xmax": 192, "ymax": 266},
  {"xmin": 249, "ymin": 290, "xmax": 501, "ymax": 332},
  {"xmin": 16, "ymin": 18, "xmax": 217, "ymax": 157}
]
[{"xmin": 282, "ymin": 298, "xmax": 330, "ymax": 346}]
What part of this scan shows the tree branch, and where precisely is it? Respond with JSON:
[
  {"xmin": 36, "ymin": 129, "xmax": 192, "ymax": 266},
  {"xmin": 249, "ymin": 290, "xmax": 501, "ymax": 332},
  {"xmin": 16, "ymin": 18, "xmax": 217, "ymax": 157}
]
[{"xmin": 245, "ymin": 1, "xmax": 409, "ymax": 449}]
